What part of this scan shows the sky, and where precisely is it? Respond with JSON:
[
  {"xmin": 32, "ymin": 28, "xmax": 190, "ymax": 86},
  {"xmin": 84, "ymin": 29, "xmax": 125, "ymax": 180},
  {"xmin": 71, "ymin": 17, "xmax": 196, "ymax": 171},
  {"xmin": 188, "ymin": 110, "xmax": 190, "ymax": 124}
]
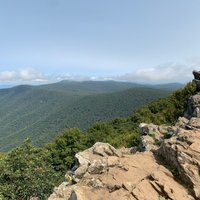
[{"xmin": 0, "ymin": 0, "xmax": 200, "ymax": 85}]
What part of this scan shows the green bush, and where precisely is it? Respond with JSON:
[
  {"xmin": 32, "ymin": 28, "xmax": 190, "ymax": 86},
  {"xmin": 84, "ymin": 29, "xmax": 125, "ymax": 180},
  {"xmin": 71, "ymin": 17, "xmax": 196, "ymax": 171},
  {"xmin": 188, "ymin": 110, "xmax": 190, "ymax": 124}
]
[
  {"xmin": 45, "ymin": 128, "xmax": 87, "ymax": 174},
  {"xmin": 0, "ymin": 139, "xmax": 56, "ymax": 199}
]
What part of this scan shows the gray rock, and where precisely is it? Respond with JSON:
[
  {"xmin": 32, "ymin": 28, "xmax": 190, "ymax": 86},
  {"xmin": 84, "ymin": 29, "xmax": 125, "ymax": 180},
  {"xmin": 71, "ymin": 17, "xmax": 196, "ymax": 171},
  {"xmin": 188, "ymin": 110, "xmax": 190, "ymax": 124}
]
[
  {"xmin": 68, "ymin": 190, "xmax": 77, "ymax": 200},
  {"xmin": 87, "ymin": 178, "xmax": 104, "ymax": 188},
  {"xmin": 73, "ymin": 142, "xmax": 121, "ymax": 182},
  {"xmin": 188, "ymin": 117, "xmax": 200, "ymax": 129},
  {"xmin": 119, "ymin": 146, "xmax": 137, "ymax": 155},
  {"xmin": 193, "ymin": 70, "xmax": 200, "ymax": 91},
  {"xmin": 92, "ymin": 142, "xmax": 122, "ymax": 157},
  {"xmin": 158, "ymin": 125, "xmax": 171, "ymax": 134},
  {"xmin": 139, "ymin": 123, "xmax": 159, "ymax": 136},
  {"xmin": 159, "ymin": 128, "xmax": 200, "ymax": 198},
  {"xmin": 74, "ymin": 164, "xmax": 88, "ymax": 179},
  {"xmin": 139, "ymin": 123, "xmax": 149, "ymax": 135},
  {"xmin": 185, "ymin": 94, "xmax": 200, "ymax": 118},
  {"xmin": 176, "ymin": 117, "xmax": 189, "ymax": 128},
  {"xmin": 75, "ymin": 152, "xmax": 91, "ymax": 166},
  {"xmin": 88, "ymin": 159, "xmax": 107, "ymax": 174},
  {"xmin": 193, "ymin": 70, "xmax": 200, "ymax": 80},
  {"xmin": 139, "ymin": 135, "xmax": 157, "ymax": 151}
]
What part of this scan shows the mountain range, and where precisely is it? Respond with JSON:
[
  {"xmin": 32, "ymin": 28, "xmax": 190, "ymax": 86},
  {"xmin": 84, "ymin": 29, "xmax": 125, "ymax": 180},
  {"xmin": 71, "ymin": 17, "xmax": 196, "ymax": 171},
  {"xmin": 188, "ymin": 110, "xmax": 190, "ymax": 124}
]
[{"xmin": 0, "ymin": 81, "xmax": 182, "ymax": 151}]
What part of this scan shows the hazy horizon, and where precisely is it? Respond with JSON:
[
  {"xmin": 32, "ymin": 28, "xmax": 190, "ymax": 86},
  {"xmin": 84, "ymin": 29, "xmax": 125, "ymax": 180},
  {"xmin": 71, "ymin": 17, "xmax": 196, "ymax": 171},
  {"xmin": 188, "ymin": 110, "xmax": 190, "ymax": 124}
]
[
  {"xmin": 0, "ymin": 79, "xmax": 185, "ymax": 90},
  {"xmin": 0, "ymin": 0, "xmax": 199, "ymax": 85}
]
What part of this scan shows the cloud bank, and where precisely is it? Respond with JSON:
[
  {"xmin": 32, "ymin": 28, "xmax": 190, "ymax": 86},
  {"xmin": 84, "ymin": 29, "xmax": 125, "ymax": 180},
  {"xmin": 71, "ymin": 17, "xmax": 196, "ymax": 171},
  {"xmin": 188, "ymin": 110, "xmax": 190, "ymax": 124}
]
[
  {"xmin": 0, "ymin": 69, "xmax": 45, "ymax": 82},
  {"xmin": 117, "ymin": 63, "xmax": 195, "ymax": 83},
  {"xmin": 0, "ymin": 63, "xmax": 198, "ymax": 85}
]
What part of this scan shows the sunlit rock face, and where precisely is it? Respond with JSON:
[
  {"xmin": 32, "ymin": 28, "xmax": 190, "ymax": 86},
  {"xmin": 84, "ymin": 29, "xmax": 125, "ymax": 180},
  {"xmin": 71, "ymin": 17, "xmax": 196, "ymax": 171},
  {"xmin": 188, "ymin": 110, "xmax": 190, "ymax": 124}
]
[{"xmin": 49, "ymin": 141, "xmax": 195, "ymax": 200}]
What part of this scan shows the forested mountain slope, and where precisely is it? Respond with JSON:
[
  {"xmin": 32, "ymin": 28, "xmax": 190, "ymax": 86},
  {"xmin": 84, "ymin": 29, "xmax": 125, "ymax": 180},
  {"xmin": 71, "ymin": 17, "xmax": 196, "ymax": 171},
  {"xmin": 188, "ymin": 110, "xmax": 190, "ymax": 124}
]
[
  {"xmin": 0, "ymin": 80, "xmax": 195, "ymax": 199},
  {"xmin": 0, "ymin": 81, "xmax": 172, "ymax": 151}
]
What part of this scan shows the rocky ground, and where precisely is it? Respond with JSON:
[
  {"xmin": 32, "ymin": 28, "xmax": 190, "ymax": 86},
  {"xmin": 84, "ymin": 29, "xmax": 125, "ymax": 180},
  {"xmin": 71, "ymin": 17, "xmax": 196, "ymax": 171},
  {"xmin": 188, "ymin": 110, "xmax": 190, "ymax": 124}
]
[
  {"xmin": 48, "ymin": 127, "xmax": 200, "ymax": 200},
  {"xmin": 48, "ymin": 71, "xmax": 200, "ymax": 200}
]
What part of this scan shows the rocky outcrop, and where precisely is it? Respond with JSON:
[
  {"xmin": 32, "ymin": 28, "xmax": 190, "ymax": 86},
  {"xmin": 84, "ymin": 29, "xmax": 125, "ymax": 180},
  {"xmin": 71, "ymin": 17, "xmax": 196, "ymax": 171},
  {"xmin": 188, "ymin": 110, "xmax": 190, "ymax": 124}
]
[
  {"xmin": 159, "ymin": 128, "xmax": 200, "ymax": 198},
  {"xmin": 74, "ymin": 142, "xmax": 122, "ymax": 182},
  {"xmin": 49, "ymin": 142, "xmax": 194, "ymax": 200},
  {"xmin": 139, "ymin": 119, "xmax": 200, "ymax": 198},
  {"xmin": 193, "ymin": 70, "xmax": 200, "ymax": 92},
  {"xmin": 185, "ymin": 70, "xmax": 200, "ymax": 118},
  {"xmin": 139, "ymin": 123, "xmax": 178, "ymax": 151},
  {"xmin": 49, "ymin": 71, "xmax": 200, "ymax": 200},
  {"xmin": 185, "ymin": 94, "xmax": 200, "ymax": 118}
]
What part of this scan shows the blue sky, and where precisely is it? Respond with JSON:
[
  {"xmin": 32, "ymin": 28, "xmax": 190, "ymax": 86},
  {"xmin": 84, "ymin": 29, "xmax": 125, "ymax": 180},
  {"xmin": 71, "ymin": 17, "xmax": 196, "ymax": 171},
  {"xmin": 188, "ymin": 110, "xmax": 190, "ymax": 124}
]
[{"xmin": 0, "ymin": 0, "xmax": 200, "ymax": 85}]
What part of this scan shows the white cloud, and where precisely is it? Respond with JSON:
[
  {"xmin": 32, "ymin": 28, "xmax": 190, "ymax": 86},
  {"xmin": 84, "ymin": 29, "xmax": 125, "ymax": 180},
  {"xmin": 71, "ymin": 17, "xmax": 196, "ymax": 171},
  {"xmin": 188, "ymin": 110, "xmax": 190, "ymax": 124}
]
[
  {"xmin": 0, "ymin": 62, "xmax": 198, "ymax": 85},
  {"xmin": 0, "ymin": 71, "xmax": 16, "ymax": 81},
  {"xmin": 0, "ymin": 68, "xmax": 45, "ymax": 82},
  {"xmin": 53, "ymin": 74, "xmax": 113, "ymax": 82},
  {"xmin": 18, "ymin": 69, "xmax": 44, "ymax": 81},
  {"xmin": 116, "ymin": 63, "xmax": 196, "ymax": 83}
]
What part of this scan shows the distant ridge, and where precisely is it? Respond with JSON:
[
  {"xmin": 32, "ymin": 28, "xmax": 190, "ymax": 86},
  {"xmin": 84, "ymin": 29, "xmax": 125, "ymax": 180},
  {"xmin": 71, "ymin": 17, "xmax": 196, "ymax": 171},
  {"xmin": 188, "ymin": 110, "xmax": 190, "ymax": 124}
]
[
  {"xmin": 0, "ymin": 80, "xmax": 184, "ymax": 90},
  {"xmin": 0, "ymin": 80, "xmax": 176, "ymax": 151},
  {"xmin": 148, "ymin": 82, "xmax": 184, "ymax": 90},
  {"xmin": 0, "ymin": 85, "xmax": 13, "ymax": 89}
]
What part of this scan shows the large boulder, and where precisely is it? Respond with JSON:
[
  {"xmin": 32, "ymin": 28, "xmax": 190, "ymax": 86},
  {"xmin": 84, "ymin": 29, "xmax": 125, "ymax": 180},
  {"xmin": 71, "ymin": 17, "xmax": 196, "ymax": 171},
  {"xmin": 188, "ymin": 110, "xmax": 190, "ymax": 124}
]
[
  {"xmin": 139, "ymin": 123, "xmax": 179, "ymax": 151},
  {"xmin": 73, "ymin": 142, "xmax": 122, "ymax": 181},
  {"xmin": 188, "ymin": 117, "xmax": 200, "ymax": 129},
  {"xmin": 185, "ymin": 94, "xmax": 200, "ymax": 118},
  {"xmin": 139, "ymin": 135, "xmax": 157, "ymax": 151},
  {"xmin": 193, "ymin": 70, "xmax": 200, "ymax": 92},
  {"xmin": 159, "ymin": 128, "xmax": 200, "ymax": 198}
]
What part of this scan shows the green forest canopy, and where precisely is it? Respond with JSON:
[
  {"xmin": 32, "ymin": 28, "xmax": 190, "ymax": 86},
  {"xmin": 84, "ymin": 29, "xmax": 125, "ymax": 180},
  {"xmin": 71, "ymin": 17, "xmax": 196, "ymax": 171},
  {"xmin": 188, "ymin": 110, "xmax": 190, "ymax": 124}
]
[{"xmin": 0, "ymin": 81, "xmax": 172, "ymax": 151}]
